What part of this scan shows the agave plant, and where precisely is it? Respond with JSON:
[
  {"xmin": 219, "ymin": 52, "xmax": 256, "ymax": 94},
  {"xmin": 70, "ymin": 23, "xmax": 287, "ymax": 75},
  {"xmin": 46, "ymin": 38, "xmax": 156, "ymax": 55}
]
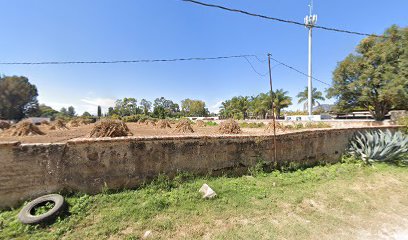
[{"xmin": 348, "ymin": 130, "xmax": 408, "ymax": 164}]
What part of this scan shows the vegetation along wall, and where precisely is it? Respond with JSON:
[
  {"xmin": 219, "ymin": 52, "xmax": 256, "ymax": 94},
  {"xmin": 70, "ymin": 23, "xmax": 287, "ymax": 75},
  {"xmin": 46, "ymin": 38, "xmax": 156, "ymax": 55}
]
[{"xmin": 0, "ymin": 126, "xmax": 399, "ymax": 209}]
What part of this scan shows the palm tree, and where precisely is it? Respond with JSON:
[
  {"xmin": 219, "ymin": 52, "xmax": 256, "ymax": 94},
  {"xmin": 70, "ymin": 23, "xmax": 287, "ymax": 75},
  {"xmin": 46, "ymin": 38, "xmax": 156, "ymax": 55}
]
[
  {"xmin": 273, "ymin": 89, "xmax": 292, "ymax": 118},
  {"xmin": 296, "ymin": 87, "xmax": 325, "ymax": 111}
]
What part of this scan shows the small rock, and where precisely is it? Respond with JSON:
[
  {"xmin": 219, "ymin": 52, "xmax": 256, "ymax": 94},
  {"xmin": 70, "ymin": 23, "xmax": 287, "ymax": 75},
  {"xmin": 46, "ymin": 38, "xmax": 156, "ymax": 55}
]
[
  {"xmin": 142, "ymin": 230, "xmax": 152, "ymax": 239},
  {"xmin": 199, "ymin": 184, "xmax": 217, "ymax": 199}
]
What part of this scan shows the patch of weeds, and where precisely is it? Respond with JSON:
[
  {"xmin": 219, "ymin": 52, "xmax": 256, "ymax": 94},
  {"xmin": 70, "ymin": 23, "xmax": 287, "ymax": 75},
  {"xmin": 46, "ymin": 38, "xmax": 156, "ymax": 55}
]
[
  {"xmin": 205, "ymin": 121, "xmax": 218, "ymax": 126},
  {"xmin": 32, "ymin": 201, "xmax": 55, "ymax": 216},
  {"xmin": 240, "ymin": 122, "xmax": 265, "ymax": 128}
]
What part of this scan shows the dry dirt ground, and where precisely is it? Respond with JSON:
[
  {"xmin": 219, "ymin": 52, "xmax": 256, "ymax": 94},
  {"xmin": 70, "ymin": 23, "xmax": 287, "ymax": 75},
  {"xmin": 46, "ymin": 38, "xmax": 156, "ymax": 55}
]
[{"xmin": 0, "ymin": 122, "xmax": 310, "ymax": 144}]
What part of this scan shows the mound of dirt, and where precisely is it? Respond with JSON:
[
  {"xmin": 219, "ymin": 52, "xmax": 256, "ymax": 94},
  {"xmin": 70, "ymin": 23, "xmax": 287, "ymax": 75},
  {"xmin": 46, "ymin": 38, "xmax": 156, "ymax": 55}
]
[
  {"xmin": 89, "ymin": 119, "xmax": 133, "ymax": 138},
  {"xmin": 0, "ymin": 121, "xmax": 11, "ymax": 130},
  {"xmin": 50, "ymin": 119, "xmax": 69, "ymax": 131},
  {"xmin": 265, "ymin": 122, "xmax": 285, "ymax": 132},
  {"xmin": 68, "ymin": 119, "xmax": 80, "ymax": 127},
  {"xmin": 79, "ymin": 118, "xmax": 93, "ymax": 125},
  {"xmin": 9, "ymin": 121, "xmax": 45, "ymax": 136},
  {"xmin": 174, "ymin": 119, "xmax": 194, "ymax": 133},
  {"xmin": 157, "ymin": 120, "xmax": 171, "ymax": 129},
  {"xmin": 196, "ymin": 120, "xmax": 206, "ymax": 127},
  {"xmin": 218, "ymin": 119, "xmax": 241, "ymax": 134},
  {"xmin": 145, "ymin": 120, "xmax": 157, "ymax": 127},
  {"xmin": 40, "ymin": 120, "xmax": 50, "ymax": 125}
]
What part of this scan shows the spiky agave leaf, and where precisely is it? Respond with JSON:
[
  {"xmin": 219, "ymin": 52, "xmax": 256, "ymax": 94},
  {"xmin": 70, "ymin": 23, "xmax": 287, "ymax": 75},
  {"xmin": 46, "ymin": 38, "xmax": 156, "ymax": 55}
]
[{"xmin": 348, "ymin": 130, "xmax": 408, "ymax": 164}]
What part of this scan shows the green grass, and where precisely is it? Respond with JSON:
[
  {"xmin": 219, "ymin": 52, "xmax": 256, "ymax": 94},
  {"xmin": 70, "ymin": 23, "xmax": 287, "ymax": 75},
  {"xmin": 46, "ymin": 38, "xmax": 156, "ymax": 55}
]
[{"xmin": 1, "ymin": 161, "xmax": 407, "ymax": 239}]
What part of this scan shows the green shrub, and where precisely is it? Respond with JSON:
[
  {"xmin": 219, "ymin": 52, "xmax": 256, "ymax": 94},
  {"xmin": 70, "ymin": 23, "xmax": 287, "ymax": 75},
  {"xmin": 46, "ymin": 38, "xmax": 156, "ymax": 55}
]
[
  {"xmin": 397, "ymin": 116, "xmax": 408, "ymax": 133},
  {"xmin": 206, "ymin": 121, "xmax": 218, "ymax": 126},
  {"xmin": 348, "ymin": 130, "xmax": 408, "ymax": 165}
]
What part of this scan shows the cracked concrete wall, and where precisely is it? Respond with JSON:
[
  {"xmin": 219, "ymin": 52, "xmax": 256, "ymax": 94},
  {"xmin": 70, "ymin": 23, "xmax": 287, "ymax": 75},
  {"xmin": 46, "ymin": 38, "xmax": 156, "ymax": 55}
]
[{"xmin": 0, "ymin": 126, "xmax": 399, "ymax": 209}]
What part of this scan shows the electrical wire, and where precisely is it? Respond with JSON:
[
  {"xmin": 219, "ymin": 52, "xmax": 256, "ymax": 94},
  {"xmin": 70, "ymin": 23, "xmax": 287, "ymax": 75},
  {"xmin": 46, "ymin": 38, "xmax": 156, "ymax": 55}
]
[
  {"xmin": 243, "ymin": 56, "xmax": 269, "ymax": 77},
  {"xmin": 183, "ymin": 0, "xmax": 386, "ymax": 38},
  {"xmin": 0, "ymin": 55, "xmax": 257, "ymax": 65},
  {"xmin": 268, "ymin": 55, "xmax": 331, "ymax": 86}
]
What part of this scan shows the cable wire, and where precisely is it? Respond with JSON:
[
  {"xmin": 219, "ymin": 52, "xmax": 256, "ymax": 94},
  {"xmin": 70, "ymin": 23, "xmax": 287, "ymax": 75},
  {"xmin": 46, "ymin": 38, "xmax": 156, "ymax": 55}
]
[
  {"xmin": 243, "ymin": 56, "xmax": 268, "ymax": 77},
  {"xmin": 0, "ymin": 55, "xmax": 257, "ymax": 65},
  {"xmin": 268, "ymin": 55, "xmax": 331, "ymax": 86},
  {"xmin": 183, "ymin": 0, "xmax": 386, "ymax": 38}
]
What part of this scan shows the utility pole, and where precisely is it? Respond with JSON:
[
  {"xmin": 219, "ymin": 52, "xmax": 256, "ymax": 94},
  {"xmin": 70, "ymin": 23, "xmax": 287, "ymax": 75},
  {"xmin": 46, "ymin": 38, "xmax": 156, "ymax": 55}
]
[
  {"xmin": 268, "ymin": 53, "xmax": 277, "ymax": 162},
  {"xmin": 304, "ymin": 0, "xmax": 317, "ymax": 116}
]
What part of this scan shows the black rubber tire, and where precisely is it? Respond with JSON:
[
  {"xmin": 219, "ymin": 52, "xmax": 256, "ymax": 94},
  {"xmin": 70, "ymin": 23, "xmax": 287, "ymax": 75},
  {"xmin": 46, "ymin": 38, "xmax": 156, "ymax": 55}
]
[{"xmin": 18, "ymin": 194, "xmax": 66, "ymax": 225}]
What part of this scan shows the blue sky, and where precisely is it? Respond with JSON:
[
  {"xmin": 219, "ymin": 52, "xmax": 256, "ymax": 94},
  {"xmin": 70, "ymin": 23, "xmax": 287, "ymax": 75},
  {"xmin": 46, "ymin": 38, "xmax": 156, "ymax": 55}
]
[{"xmin": 0, "ymin": 0, "xmax": 407, "ymax": 115}]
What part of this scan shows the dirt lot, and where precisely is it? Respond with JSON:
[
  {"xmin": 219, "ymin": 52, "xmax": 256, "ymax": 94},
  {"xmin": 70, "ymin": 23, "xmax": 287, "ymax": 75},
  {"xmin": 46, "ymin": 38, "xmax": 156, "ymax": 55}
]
[{"xmin": 0, "ymin": 120, "xmax": 389, "ymax": 144}]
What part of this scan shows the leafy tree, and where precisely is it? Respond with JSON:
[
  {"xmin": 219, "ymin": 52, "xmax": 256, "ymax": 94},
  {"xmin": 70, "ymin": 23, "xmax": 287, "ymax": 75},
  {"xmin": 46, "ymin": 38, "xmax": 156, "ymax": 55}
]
[
  {"xmin": 273, "ymin": 89, "xmax": 292, "ymax": 118},
  {"xmin": 60, "ymin": 107, "xmax": 68, "ymax": 116},
  {"xmin": 67, "ymin": 106, "xmax": 76, "ymax": 117},
  {"xmin": 97, "ymin": 106, "xmax": 102, "ymax": 118},
  {"xmin": 82, "ymin": 111, "xmax": 92, "ymax": 117},
  {"xmin": 38, "ymin": 104, "xmax": 59, "ymax": 119},
  {"xmin": 107, "ymin": 107, "xmax": 115, "ymax": 116},
  {"xmin": 296, "ymin": 87, "xmax": 325, "ymax": 111},
  {"xmin": 328, "ymin": 25, "xmax": 408, "ymax": 120},
  {"xmin": 140, "ymin": 99, "xmax": 152, "ymax": 115},
  {"xmin": 153, "ymin": 97, "xmax": 180, "ymax": 119},
  {"xmin": 219, "ymin": 96, "xmax": 250, "ymax": 120},
  {"xmin": 114, "ymin": 98, "xmax": 140, "ymax": 116},
  {"xmin": 0, "ymin": 75, "xmax": 39, "ymax": 120},
  {"xmin": 181, "ymin": 99, "xmax": 208, "ymax": 117}
]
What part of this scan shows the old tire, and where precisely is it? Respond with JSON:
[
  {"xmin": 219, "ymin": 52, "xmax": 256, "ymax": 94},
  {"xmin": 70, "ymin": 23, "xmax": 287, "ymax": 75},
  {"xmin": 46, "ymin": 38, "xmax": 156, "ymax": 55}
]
[{"xmin": 18, "ymin": 194, "xmax": 66, "ymax": 225}]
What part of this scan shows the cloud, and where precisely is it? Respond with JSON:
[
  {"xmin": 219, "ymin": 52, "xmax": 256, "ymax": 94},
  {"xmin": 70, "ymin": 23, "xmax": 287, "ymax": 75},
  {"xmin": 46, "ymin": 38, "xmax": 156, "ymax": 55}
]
[
  {"xmin": 80, "ymin": 98, "xmax": 116, "ymax": 107},
  {"xmin": 208, "ymin": 100, "xmax": 223, "ymax": 114}
]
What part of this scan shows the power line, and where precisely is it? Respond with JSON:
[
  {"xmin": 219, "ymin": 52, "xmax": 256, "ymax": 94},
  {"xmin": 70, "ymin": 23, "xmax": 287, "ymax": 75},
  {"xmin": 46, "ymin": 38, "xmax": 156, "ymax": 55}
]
[
  {"xmin": 0, "ymin": 55, "xmax": 257, "ymax": 65},
  {"xmin": 243, "ymin": 56, "xmax": 268, "ymax": 77},
  {"xmin": 183, "ymin": 0, "xmax": 386, "ymax": 38},
  {"xmin": 268, "ymin": 55, "xmax": 331, "ymax": 86}
]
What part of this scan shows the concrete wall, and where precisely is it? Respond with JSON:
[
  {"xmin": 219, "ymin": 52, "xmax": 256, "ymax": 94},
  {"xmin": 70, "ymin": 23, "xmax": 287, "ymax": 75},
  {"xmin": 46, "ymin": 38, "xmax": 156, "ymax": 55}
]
[{"xmin": 0, "ymin": 126, "xmax": 399, "ymax": 209}]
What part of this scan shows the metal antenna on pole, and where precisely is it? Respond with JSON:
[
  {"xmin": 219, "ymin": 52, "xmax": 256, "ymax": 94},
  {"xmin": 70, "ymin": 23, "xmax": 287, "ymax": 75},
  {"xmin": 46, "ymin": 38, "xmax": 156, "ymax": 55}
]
[{"xmin": 304, "ymin": 0, "xmax": 317, "ymax": 117}]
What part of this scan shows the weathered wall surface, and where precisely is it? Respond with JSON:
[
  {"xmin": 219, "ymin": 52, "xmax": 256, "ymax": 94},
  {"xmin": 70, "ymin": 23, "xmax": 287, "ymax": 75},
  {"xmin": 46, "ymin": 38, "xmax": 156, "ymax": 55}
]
[{"xmin": 0, "ymin": 126, "xmax": 399, "ymax": 209}]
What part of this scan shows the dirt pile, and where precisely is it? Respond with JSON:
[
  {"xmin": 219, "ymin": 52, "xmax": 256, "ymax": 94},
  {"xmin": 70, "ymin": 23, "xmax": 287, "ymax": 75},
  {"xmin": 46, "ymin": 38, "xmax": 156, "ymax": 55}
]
[
  {"xmin": 157, "ymin": 120, "xmax": 171, "ymax": 129},
  {"xmin": 0, "ymin": 121, "xmax": 11, "ymax": 130},
  {"xmin": 40, "ymin": 120, "xmax": 50, "ymax": 125},
  {"xmin": 265, "ymin": 122, "xmax": 286, "ymax": 132},
  {"xmin": 50, "ymin": 119, "xmax": 69, "ymax": 130},
  {"xmin": 80, "ymin": 118, "xmax": 93, "ymax": 125},
  {"xmin": 89, "ymin": 119, "xmax": 133, "ymax": 138},
  {"xmin": 145, "ymin": 120, "xmax": 156, "ymax": 127},
  {"xmin": 9, "ymin": 121, "xmax": 45, "ymax": 136},
  {"xmin": 174, "ymin": 119, "xmax": 194, "ymax": 133},
  {"xmin": 195, "ymin": 120, "xmax": 205, "ymax": 127},
  {"xmin": 218, "ymin": 119, "xmax": 241, "ymax": 134},
  {"xmin": 68, "ymin": 119, "xmax": 80, "ymax": 127}
]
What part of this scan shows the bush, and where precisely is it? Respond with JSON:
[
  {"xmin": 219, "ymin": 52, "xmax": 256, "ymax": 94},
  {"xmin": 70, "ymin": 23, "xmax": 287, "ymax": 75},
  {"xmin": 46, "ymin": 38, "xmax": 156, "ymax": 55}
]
[
  {"xmin": 206, "ymin": 121, "xmax": 218, "ymax": 126},
  {"xmin": 348, "ymin": 130, "xmax": 408, "ymax": 165},
  {"xmin": 304, "ymin": 122, "xmax": 331, "ymax": 129},
  {"xmin": 397, "ymin": 116, "xmax": 408, "ymax": 133}
]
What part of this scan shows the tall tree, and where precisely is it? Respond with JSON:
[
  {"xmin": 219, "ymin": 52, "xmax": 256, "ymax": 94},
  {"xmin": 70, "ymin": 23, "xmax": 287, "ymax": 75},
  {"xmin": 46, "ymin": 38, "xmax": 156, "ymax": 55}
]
[
  {"xmin": 38, "ymin": 104, "xmax": 59, "ymax": 119},
  {"xmin": 0, "ymin": 75, "xmax": 39, "ymax": 120},
  {"xmin": 153, "ymin": 97, "xmax": 180, "ymax": 119},
  {"xmin": 219, "ymin": 96, "xmax": 250, "ymax": 120},
  {"xmin": 114, "ymin": 98, "xmax": 140, "ymax": 116},
  {"xmin": 140, "ymin": 99, "xmax": 152, "ymax": 115},
  {"xmin": 181, "ymin": 99, "xmax": 208, "ymax": 117},
  {"xmin": 97, "ymin": 106, "xmax": 102, "ymax": 118},
  {"xmin": 296, "ymin": 87, "xmax": 325, "ymax": 111},
  {"xmin": 67, "ymin": 106, "xmax": 76, "ymax": 117},
  {"xmin": 273, "ymin": 89, "xmax": 293, "ymax": 118},
  {"xmin": 327, "ymin": 25, "xmax": 408, "ymax": 120}
]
